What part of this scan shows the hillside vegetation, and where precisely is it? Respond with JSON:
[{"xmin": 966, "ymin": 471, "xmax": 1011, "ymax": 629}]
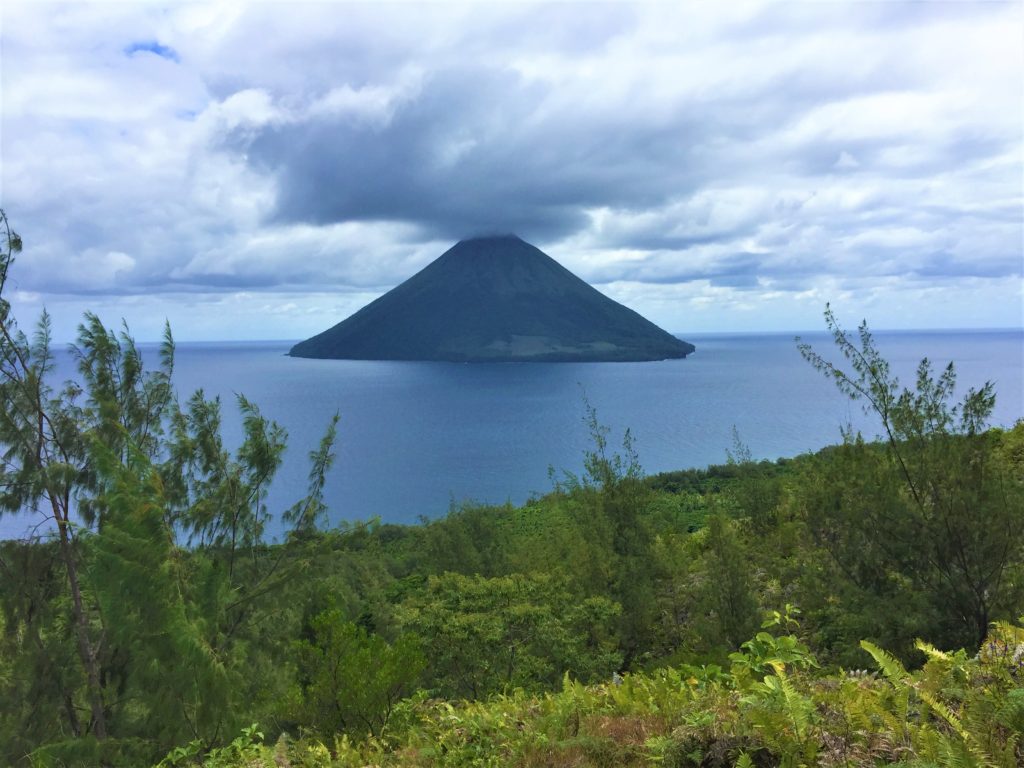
[{"xmin": 0, "ymin": 211, "xmax": 1021, "ymax": 767}]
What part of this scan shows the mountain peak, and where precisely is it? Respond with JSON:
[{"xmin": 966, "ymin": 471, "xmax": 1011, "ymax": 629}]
[
  {"xmin": 290, "ymin": 237, "xmax": 695, "ymax": 363},
  {"xmin": 458, "ymin": 233, "xmax": 523, "ymax": 243}
]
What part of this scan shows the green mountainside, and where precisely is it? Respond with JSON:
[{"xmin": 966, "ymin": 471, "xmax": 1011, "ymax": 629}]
[{"xmin": 289, "ymin": 235, "xmax": 695, "ymax": 362}]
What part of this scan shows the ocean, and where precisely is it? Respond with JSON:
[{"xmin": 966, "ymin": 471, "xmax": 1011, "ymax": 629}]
[{"xmin": 2, "ymin": 329, "xmax": 1021, "ymax": 540}]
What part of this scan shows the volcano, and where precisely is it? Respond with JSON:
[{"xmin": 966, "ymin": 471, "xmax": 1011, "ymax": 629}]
[{"xmin": 289, "ymin": 235, "xmax": 694, "ymax": 362}]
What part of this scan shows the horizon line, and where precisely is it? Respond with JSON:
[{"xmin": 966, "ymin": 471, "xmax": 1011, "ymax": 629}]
[{"xmin": 43, "ymin": 326, "xmax": 1024, "ymax": 346}]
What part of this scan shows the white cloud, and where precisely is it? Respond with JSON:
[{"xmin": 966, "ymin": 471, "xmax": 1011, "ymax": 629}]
[
  {"xmin": 834, "ymin": 151, "xmax": 859, "ymax": 170},
  {"xmin": 0, "ymin": 0, "xmax": 1020, "ymax": 340}
]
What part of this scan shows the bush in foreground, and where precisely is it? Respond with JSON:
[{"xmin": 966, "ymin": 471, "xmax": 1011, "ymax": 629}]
[{"xmin": 157, "ymin": 619, "xmax": 1024, "ymax": 768}]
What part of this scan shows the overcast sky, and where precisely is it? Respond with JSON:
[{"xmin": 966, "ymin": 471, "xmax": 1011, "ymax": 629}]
[{"xmin": 1, "ymin": 1, "xmax": 1021, "ymax": 342}]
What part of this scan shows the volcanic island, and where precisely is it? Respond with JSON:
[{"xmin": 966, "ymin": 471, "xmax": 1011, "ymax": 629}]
[{"xmin": 289, "ymin": 235, "xmax": 695, "ymax": 363}]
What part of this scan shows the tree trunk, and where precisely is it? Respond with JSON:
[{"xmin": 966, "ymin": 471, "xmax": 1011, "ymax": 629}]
[{"xmin": 55, "ymin": 510, "xmax": 107, "ymax": 739}]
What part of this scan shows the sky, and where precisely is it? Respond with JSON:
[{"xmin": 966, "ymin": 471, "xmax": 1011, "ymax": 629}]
[{"xmin": 1, "ymin": 0, "xmax": 1021, "ymax": 342}]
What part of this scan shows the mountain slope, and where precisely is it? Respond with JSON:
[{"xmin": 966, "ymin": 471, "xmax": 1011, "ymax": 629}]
[{"xmin": 290, "ymin": 235, "xmax": 695, "ymax": 362}]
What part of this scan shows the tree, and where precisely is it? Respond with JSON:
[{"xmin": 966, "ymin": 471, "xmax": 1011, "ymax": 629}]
[
  {"xmin": 0, "ymin": 209, "xmax": 165, "ymax": 739},
  {"xmin": 85, "ymin": 439, "xmax": 228, "ymax": 750},
  {"xmin": 398, "ymin": 572, "xmax": 620, "ymax": 699},
  {"xmin": 797, "ymin": 305, "xmax": 1024, "ymax": 649},
  {"xmin": 554, "ymin": 398, "xmax": 659, "ymax": 669},
  {"xmin": 700, "ymin": 513, "xmax": 761, "ymax": 650},
  {"xmin": 293, "ymin": 610, "xmax": 424, "ymax": 739},
  {"xmin": 0, "ymin": 210, "xmax": 341, "ymax": 761},
  {"xmin": 725, "ymin": 427, "xmax": 783, "ymax": 533}
]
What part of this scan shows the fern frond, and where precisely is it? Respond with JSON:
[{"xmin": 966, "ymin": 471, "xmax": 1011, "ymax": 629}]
[
  {"xmin": 996, "ymin": 688, "xmax": 1024, "ymax": 731},
  {"xmin": 776, "ymin": 668, "xmax": 810, "ymax": 741},
  {"xmin": 919, "ymin": 689, "xmax": 967, "ymax": 740},
  {"xmin": 988, "ymin": 620, "xmax": 1024, "ymax": 641},
  {"xmin": 918, "ymin": 689, "xmax": 999, "ymax": 768},
  {"xmin": 861, "ymin": 640, "xmax": 910, "ymax": 688},
  {"xmin": 915, "ymin": 639, "xmax": 953, "ymax": 663},
  {"xmin": 934, "ymin": 739, "xmax": 975, "ymax": 768}
]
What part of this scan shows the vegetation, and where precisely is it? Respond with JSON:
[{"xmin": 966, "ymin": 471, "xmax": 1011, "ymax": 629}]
[
  {"xmin": 154, "ymin": 618, "xmax": 1024, "ymax": 768},
  {"xmin": 0, "ymin": 210, "xmax": 1020, "ymax": 767}
]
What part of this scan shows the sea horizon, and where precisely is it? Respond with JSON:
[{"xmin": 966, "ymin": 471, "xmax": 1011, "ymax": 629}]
[
  {"xmin": 2, "ymin": 327, "xmax": 1020, "ymax": 542},
  {"xmin": 44, "ymin": 324, "xmax": 1024, "ymax": 348}
]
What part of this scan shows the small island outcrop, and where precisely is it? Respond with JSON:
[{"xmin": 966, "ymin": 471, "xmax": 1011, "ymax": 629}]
[{"xmin": 289, "ymin": 235, "xmax": 695, "ymax": 362}]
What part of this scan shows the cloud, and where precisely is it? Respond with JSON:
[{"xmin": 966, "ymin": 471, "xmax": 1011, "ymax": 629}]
[
  {"xmin": 834, "ymin": 152, "xmax": 860, "ymax": 170},
  {"xmin": 238, "ymin": 64, "xmax": 669, "ymax": 240},
  {"xmin": 0, "ymin": 1, "xmax": 1020, "ymax": 339}
]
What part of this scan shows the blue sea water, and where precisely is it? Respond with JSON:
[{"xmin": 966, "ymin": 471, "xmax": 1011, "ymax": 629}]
[{"xmin": 2, "ymin": 329, "xmax": 1021, "ymax": 540}]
